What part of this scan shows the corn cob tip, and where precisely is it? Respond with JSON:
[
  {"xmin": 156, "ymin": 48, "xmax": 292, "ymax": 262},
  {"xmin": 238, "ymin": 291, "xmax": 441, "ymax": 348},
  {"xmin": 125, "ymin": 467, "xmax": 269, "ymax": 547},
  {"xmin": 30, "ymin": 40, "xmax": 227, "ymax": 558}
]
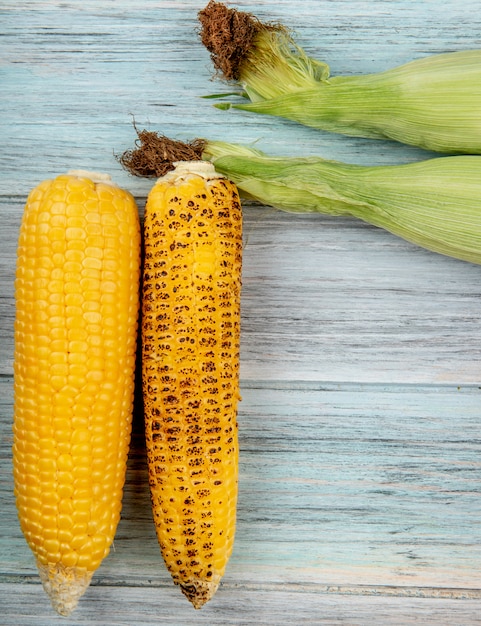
[
  {"xmin": 36, "ymin": 561, "xmax": 94, "ymax": 616},
  {"xmin": 160, "ymin": 159, "xmax": 224, "ymax": 184},
  {"xmin": 66, "ymin": 169, "xmax": 118, "ymax": 187},
  {"xmin": 180, "ymin": 574, "xmax": 222, "ymax": 609}
]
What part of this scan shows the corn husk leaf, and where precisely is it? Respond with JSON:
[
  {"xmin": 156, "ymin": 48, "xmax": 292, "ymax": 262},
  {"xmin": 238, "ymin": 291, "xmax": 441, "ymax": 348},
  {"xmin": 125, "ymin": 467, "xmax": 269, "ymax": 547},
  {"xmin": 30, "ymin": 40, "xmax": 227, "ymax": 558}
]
[{"xmin": 203, "ymin": 141, "xmax": 481, "ymax": 264}]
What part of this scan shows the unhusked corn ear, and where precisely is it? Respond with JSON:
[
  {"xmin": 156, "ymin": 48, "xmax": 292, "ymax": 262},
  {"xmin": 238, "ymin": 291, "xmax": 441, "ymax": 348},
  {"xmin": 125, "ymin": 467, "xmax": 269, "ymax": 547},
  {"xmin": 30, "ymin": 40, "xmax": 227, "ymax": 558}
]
[
  {"xmin": 199, "ymin": 2, "xmax": 481, "ymax": 154},
  {"xmin": 203, "ymin": 141, "xmax": 481, "ymax": 265},
  {"xmin": 142, "ymin": 161, "xmax": 242, "ymax": 608},
  {"xmin": 13, "ymin": 170, "xmax": 141, "ymax": 616}
]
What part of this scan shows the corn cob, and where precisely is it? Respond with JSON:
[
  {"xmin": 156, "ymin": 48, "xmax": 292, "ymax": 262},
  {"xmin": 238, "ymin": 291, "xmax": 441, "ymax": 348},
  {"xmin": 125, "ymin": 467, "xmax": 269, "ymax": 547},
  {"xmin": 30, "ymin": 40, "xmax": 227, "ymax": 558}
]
[
  {"xmin": 142, "ymin": 160, "xmax": 242, "ymax": 608},
  {"xmin": 120, "ymin": 130, "xmax": 481, "ymax": 266},
  {"xmin": 199, "ymin": 1, "xmax": 481, "ymax": 154},
  {"xmin": 13, "ymin": 170, "xmax": 141, "ymax": 616}
]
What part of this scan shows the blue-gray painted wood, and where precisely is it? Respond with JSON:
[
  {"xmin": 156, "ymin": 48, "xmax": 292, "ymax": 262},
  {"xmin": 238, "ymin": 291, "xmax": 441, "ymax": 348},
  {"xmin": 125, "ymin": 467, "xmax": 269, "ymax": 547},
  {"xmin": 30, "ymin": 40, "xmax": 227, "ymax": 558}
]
[{"xmin": 1, "ymin": 0, "xmax": 480, "ymax": 622}]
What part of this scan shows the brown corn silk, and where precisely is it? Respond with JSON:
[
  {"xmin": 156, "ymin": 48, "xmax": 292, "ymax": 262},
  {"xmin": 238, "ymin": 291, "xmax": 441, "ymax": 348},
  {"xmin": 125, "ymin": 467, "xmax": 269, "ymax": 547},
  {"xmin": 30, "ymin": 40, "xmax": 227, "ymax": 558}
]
[
  {"xmin": 12, "ymin": 171, "xmax": 141, "ymax": 615},
  {"xmin": 142, "ymin": 161, "xmax": 242, "ymax": 608},
  {"xmin": 198, "ymin": 0, "xmax": 264, "ymax": 80},
  {"xmin": 118, "ymin": 129, "xmax": 206, "ymax": 178}
]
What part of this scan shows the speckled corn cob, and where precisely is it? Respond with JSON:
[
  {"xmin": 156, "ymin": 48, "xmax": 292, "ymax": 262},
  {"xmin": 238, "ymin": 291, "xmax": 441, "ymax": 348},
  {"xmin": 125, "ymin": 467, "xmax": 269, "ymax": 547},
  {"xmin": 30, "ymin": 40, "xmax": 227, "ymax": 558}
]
[
  {"xmin": 12, "ymin": 170, "xmax": 141, "ymax": 616},
  {"xmin": 142, "ymin": 161, "xmax": 242, "ymax": 608}
]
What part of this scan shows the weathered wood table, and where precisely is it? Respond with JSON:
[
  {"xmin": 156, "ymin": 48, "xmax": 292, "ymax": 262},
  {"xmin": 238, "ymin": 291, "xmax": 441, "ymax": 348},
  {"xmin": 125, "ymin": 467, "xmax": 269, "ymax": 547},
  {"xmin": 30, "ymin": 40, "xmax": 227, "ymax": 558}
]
[{"xmin": 1, "ymin": 1, "xmax": 480, "ymax": 623}]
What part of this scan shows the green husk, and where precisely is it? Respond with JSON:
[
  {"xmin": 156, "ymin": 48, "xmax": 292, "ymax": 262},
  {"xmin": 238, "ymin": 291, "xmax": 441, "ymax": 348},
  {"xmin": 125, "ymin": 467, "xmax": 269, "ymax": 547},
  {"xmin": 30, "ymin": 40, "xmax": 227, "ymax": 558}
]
[
  {"xmin": 119, "ymin": 129, "xmax": 481, "ymax": 265},
  {"xmin": 205, "ymin": 142, "xmax": 481, "ymax": 264},
  {"xmin": 198, "ymin": 1, "xmax": 481, "ymax": 154}
]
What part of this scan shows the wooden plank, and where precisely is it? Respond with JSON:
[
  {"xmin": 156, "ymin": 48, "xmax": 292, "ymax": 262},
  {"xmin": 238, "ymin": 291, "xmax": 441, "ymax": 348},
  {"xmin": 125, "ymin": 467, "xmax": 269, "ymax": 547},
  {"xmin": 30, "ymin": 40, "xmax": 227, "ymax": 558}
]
[
  {"xmin": 1, "ymin": 582, "xmax": 480, "ymax": 625},
  {"xmin": 239, "ymin": 208, "xmax": 481, "ymax": 385},
  {"xmin": 2, "ymin": 202, "xmax": 481, "ymax": 383}
]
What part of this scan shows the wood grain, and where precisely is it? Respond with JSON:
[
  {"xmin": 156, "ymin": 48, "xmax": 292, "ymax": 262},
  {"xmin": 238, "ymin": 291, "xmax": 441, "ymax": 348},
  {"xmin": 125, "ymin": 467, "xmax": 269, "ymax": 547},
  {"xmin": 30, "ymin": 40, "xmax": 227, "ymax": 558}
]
[
  {"xmin": 1, "ymin": 0, "xmax": 480, "ymax": 622},
  {"xmin": 1, "ymin": 582, "xmax": 481, "ymax": 626}
]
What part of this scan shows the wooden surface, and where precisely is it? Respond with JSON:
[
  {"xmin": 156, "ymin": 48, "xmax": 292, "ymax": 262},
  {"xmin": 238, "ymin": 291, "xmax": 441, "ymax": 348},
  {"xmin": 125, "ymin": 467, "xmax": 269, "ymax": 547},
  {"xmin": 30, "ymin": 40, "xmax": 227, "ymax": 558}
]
[{"xmin": 1, "ymin": 1, "xmax": 481, "ymax": 623}]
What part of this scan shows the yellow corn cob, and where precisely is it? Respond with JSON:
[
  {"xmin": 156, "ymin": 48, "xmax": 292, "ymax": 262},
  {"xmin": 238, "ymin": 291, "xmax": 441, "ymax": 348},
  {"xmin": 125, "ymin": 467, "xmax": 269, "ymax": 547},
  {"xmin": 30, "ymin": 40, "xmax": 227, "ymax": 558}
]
[
  {"xmin": 142, "ymin": 161, "xmax": 242, "ymax": 608},
  {"xmin": 12, "ymin": 170, "xmax": 141, "ymax": 616}
]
